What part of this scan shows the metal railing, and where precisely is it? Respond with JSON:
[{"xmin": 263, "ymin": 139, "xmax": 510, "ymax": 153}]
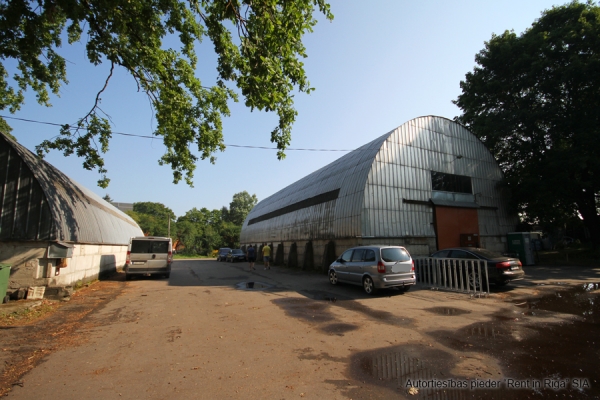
[{"xmin": 414, "ymin": 257, "xmax": 489, "ymax": 297}]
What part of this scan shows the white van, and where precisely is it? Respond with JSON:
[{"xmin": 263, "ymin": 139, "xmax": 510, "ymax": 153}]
[{"xmin": 124, "ymin": 236, "xmax": 173, "ymax": 280}]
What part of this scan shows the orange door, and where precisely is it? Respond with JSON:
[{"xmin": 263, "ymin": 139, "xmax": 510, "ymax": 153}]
[{"xmin": 434, "ymin": 206, "xmax": 479, "ymax": 250}]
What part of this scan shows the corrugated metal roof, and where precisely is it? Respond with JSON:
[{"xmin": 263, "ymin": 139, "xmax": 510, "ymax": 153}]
[
  {"xmin": 0, "ymin": 133, "xmax": 143, "ymax": 244},
  {"xmin": 240, "ymin": 116, "xmax": 517, "ymax": 243}
]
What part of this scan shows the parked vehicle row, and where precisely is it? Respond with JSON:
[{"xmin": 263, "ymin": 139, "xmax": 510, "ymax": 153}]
[
  {"xmin": 327, "ymin": 245, "xmax": 525, "ymax": 295},
  {"xmin": 217, "ymin": 248, "xmax": 247, "ymax": 263},
  {"xmin": 215, "ymin": 243, "xmax": 524, "ymax": 295}
]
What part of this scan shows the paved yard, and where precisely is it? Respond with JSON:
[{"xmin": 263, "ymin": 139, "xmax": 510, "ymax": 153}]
[{"xmin": 1, "ymin": 260, "xmax": 598, "ymax": 399}]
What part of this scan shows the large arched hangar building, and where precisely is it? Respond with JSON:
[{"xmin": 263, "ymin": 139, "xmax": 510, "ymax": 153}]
[
  {"xmin": 240, "ymin": 116, "xmax": 517, "ymax": 270},
  {"xmin": 0, "ymin": 132, "xmax": 143, "ymax": 298}
]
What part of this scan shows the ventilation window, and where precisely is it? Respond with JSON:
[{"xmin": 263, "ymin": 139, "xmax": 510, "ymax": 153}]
[{"xmin": 431, "ymin": 172, "xmax": 472, "ymax": 194}]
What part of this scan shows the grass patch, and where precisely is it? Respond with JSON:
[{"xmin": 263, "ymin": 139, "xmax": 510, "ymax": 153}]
[
  {"xmin": 0, "ymin": 300, "xmax": 60, "ymax": 326},
  {"xmin": 173, "ymin": 254, "xmax": 212, "ymax": 259}
]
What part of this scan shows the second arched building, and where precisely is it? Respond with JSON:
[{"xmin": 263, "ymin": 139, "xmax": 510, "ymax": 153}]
[{"xmin": 240, "ymin": 116, "xmax": 517, "ymax": 271}]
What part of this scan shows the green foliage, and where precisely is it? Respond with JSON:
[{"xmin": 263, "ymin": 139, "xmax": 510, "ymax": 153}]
[
  {"xmin": 127, "ymin": 202, "xmax": 175, "ymax": 236},
  {"xmin": 0, "ymin": 119, "xmax": 13, "ymax": 136},
  {"xmin": 175, "ymin": 207, "xmax": 222, "ymax": 254},
  {"xmin": 227, "ymin": 190, "xmax": 257, "ymax": 225},
  {"xmin": 172, "ymin": 191, "xmax": 256, "ymax": 255},
  {"xmin": 0, "ymin": 0, "xmax": 333, "ymax": 187},
  {"xmin": 219, "ymin": 221, "xmax": 242, "ymax": 248},
  {"xmin": 454, "ymin": 1, "xmax": 600, "ymax": 247},
  {"xmin": 133, "ymin": 202, "xmax": 175, "ymax": 220},
  {"xmin": 175, "ymin": 219, "xmax": 201, "ymax": 253}
]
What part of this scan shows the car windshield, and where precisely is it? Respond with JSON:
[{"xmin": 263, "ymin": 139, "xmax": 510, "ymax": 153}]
[
  {"xmin": 381, "ymin": 248, "xmax": 411, "ymax": 262},
  {"xmin": 232, "ymin": 249, "xmax": 244, "ymax": 255},
  {"xmin": 219, "ymin": 248, "xmax": 231, "ymax": 254}
]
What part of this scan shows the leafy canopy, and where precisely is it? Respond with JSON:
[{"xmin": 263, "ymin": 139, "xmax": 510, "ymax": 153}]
[
  {"xmin": 227, "ymin": 190, "xmax": 257, "ymax": 225},
  {"xmin": 454, "ymin": 1, "xmax": 600, "ymax": 246},
  {"xmin": 0, "ymin": 0, "xmax": 333, "ymax": 187},
  {"xmin": 127, "ymin": 201, "xmax": 175, "ymax": 236}
]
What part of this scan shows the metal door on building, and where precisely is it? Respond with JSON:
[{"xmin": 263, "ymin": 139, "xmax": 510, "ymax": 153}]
[{"xmin": 434, "ymin": 206, "xmax": 480, "ymax": 250}]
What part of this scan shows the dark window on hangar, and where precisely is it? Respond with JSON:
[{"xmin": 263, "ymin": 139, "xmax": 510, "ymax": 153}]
[{"xmin": 431, "ymin": 172, "xmax": 472, "ymax": 194}]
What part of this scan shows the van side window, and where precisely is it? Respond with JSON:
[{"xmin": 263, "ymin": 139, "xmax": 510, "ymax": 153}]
[
  {"xmin": 351, "ymin": 249, "xmax": 366, "ymax": 262},
  {"xmin": 340, "ymin": 250, "xmax": 353, "ymax": 262},
  {"xmin": 364, "ymin": 250, "xmax": 376, "ymax": 262}
]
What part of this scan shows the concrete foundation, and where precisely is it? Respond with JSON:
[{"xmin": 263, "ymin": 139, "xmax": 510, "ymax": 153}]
[{"xmin": 243, "ymin": 235, "xmax": 508, "ymax": 273}]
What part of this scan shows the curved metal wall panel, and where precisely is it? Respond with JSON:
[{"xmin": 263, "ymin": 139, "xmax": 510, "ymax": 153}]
[
  {"xmin": 240, "ymin": 133, "xmax": 389, "ymax": 243},
  {"xmin": 363, "ymin": 116, "xmax": 516, "ymax": 239},
  {"xmin": 1, "ymin": 134, "xmax": 143, "ymax": 244},
  {"xmin": 0, "ymin": 140, "xmax": 53, "ymax": 240},
  {"xmin": 241, "ymin": 116, "xmax": 517, "ymax": 245}
]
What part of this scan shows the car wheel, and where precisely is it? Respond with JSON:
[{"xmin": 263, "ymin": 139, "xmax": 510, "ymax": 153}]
[
  {"xmin": 329, "ymin": 270, "xmax": 338, "ymax": 285},
  {"xmin": 164, "ymin": 273, "xmax": 170, "ymax": 279},
  {"xmin": 363, "ymin": 276, "xmax": 376, "ymax": 295},
  {"xmin": 468, "ymin": 270, "xmax": 488, "ymax": 291}
]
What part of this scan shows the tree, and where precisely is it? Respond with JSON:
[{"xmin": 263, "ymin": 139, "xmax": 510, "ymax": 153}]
[
  {"xmin": 1, "ymin": 0, "xmax": 333, "ymax": 188},
  {"xmin": 454, "ymin": 1, "xmax": 600, "ymax": 249},
  {"xmin": 176, "ymin": 207, "xmax": 225, "ymax": 254},
  {"xmin": 227, "ymin": 191, "xmax": 258, "ymax": 225},
  {"xmin": 175, "ymin": 220, "xmax": 201, "ymax": 254},
  {"xmin": 102, "ymin": 194, "xmax": 113, "ymax": 202},
  {"xmin": 128, "ymin": 202, "xmax": 175, "ymax": 236},
  {"xmin": 220, "ymin": 221, "xmax": 241, "ymax": 248}
]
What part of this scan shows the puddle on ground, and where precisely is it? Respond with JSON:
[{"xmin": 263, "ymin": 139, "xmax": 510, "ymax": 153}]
[
  {"xmin": 425, "ymin": 307, "xmax": 471, "ymax": 316},
  {"xmin": 513, "ymin": 282, "xmax": 600, "ymax": 323},
  {"xmin": 424, "ymin": 284, "xmax": 600, "ymax": 398},
  {"xmin": 234, "ymin": 281, "xmax": 273, "ymax": 291},
  {"xmin": 344, "ymin": 344, "xmax": 512, "ymax": 399}
]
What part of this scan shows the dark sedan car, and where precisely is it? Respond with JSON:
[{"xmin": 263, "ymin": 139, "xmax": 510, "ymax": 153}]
[
  {"xmin": 216, "ymin": 247, "xmax": 231, "ymax": 262},
  {"xmin": 430, "ymin": 247, "xmax": 525, "ymax": 288},
  {"xmin": 226, "ymin": 249, "xmax": 247, "ymax": 263}
]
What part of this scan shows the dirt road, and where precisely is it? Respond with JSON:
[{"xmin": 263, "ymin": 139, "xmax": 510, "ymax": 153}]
[{"xmin": 2, "ymin": 259, "xmax": 599, "ymax": 399}]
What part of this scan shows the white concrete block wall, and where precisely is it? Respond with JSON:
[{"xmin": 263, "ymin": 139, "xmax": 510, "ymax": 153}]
[
  {"xmin": 0, "ymin": 241, "xmax": 128, "ymax": 291},
  {"xmin": 50, "ymin": 244, "xmax": 127, "ymax": 286}
]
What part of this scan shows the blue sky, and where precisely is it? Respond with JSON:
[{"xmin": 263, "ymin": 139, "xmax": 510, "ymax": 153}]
[{"xmin": 7, "ymin": 0, "xmax": 564, "ymax": 217}]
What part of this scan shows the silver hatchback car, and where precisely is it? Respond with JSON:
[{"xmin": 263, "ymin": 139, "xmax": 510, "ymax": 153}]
[{"xmin": 328, "ymin": 245, "xmax": 416, "ymax": 295}]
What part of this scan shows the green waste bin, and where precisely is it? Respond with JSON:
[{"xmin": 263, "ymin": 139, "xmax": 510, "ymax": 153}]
[
  {"xmin": 0, "ymin": 264, "xmax": 11, "ymax": 303},
  {"xmin": 507, "ymin": 232, "xmax": 535, "ymax": 266}
]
